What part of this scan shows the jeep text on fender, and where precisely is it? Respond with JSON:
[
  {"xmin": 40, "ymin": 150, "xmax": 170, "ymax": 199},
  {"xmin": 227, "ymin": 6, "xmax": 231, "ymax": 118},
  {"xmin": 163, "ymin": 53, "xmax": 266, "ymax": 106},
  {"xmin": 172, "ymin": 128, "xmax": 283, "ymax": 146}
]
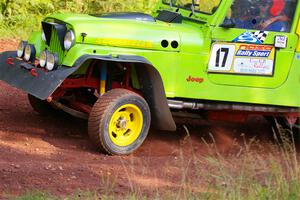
[{"xmin": 0, "ymin": 0, "xmax": 300, "ymax": 155}]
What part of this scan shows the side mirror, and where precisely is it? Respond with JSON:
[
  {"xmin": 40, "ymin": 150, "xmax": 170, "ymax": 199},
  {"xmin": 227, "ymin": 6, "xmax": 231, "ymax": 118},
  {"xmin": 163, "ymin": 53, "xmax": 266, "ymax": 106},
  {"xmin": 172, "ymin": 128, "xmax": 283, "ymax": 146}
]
[{"xmin": 220, "ymin": 17, "xmax": 236, "ymax": 28}]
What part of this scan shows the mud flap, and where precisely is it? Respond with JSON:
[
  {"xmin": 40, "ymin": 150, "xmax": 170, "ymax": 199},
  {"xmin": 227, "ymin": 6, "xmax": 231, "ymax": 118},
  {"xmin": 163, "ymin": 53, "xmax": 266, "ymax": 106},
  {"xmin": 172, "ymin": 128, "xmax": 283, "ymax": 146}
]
[{"xmin": 0, "ymin": 51, "xmax": 80, "ymax": 100}]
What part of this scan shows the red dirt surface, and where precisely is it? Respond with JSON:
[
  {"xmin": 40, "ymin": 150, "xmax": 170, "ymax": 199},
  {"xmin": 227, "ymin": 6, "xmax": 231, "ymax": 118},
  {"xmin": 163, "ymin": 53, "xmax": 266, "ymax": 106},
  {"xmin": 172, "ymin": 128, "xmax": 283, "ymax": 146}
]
[
  {"xmin": 0, "ymin": 40, "xmax": 294, "ymax": 198},
  {"xmin": 0, "ymin": 39, "xmax": 18, "ymax": 52}
]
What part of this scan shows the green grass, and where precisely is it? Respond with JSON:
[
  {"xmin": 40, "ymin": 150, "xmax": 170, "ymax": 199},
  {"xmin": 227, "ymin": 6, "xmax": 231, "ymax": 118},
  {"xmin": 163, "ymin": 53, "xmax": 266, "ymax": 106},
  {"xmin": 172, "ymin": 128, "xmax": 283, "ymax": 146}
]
[
  {"xmin": 13, "ymin": 191, "xmax": 58, "ymax": 200},
  {"xmin": 13, "ymin": 191, "xmax": 146, "ymax": 200}
]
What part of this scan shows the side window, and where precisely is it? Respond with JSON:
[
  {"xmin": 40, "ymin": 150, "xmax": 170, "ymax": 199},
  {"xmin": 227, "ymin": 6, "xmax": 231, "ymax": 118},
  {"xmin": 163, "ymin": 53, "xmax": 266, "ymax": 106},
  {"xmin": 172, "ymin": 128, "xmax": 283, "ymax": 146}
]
[{"xmin": 227, "ymin": 0, "xmax": 298, "ymax": 32}]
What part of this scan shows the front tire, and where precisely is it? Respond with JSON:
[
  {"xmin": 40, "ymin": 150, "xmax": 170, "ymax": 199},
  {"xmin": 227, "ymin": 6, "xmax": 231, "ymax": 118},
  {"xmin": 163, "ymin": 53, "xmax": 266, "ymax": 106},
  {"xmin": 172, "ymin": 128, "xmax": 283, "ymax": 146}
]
[{"xmin": 88, "ymin": 89, "xmax": 151, "ymax": 155}]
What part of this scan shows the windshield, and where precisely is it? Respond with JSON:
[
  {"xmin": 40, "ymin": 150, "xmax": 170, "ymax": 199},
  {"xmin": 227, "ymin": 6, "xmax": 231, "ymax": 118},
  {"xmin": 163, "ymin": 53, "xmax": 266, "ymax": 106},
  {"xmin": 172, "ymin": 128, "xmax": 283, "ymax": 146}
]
[{"xmin": 162, "ymin": 0, "xmax": 222, "ymax": 14}]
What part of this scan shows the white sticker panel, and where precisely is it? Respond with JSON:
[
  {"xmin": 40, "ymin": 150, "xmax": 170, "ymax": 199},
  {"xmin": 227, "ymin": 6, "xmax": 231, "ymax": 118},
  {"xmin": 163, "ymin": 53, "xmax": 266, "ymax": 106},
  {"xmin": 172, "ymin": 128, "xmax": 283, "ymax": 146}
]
[
  {"xmin": 274, "ymin": 35, "xmax": 287, "ymax": 49},
  {"xmin": 208, "ymin": 44, "xmax": 236, "ymax": 72},
  {"xmin": 208, "ymin": 43, "xmax": 275, "ymax": 76},
  {"xmin": 233, "ymin": 58, "xmax": 274, "ymax": 75}
]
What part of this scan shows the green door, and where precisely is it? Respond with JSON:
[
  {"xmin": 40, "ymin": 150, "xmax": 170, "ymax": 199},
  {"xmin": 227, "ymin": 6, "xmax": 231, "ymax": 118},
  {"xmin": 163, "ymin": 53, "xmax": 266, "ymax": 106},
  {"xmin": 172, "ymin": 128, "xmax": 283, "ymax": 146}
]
[{"xmin": 209, "ymin": 0, "xmax": 299, "ymax": 89}]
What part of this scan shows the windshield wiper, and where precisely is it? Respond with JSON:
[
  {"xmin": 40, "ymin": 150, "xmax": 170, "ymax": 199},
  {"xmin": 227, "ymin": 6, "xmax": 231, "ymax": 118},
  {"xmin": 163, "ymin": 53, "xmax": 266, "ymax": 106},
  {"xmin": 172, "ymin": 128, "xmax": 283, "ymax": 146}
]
[
  {"xmin": 170, "ymin": 0, "xmax": 180, "ymax": 12},
  {"xmin": 190, "ymin": 0, "xmax": 196, "ymax": 17}
]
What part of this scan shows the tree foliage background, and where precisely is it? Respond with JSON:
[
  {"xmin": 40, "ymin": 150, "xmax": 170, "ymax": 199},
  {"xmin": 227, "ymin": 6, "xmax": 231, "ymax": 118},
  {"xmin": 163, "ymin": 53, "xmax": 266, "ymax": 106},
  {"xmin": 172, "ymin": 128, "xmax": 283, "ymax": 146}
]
[{"xmin": 0, "ymin": 0, "xmax": 157, "ymax": 38}]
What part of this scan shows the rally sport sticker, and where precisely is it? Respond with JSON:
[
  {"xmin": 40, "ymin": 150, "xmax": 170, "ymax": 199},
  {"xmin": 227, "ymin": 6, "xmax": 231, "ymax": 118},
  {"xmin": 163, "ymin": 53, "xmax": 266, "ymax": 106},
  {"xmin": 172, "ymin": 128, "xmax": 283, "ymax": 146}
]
[{"xmin": 208, "ymin": 43, "xmax": 275, "ymax": 76}]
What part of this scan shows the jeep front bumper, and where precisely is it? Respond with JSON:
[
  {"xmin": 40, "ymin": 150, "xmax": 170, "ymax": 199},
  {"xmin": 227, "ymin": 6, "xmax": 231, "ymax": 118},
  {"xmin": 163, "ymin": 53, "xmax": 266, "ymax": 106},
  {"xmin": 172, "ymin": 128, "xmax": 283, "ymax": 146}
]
[{"xmin": 0, "ymin": 51, "xmax": 80, "ymax": 100}]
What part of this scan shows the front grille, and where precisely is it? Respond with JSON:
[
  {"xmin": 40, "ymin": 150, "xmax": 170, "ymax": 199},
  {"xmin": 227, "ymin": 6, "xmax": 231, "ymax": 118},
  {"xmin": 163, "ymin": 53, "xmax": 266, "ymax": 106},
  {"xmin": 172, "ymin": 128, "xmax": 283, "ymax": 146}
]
[
  {"xmin": 42, "ymin": 21, "xmax": 67, "ymax": 65},
  {"xmin": 49, "ymin": 29, "xmax": 64, "ymax": 64}
]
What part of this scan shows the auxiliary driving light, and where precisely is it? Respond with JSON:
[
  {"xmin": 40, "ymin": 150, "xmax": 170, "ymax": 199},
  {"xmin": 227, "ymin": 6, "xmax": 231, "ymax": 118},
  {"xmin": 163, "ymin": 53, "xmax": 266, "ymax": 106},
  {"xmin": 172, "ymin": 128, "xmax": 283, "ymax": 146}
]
[
  {"xmin": 17, "ymin": 41, "xmax": 27, "ymax": 58},
  {"xmin": 39, "ymin": 50, "xmax": 47, "ymax": 68},
  {"xmin": 46, "ymin": 53, "xmax": 58, "ymax": 71},
  {"xmin": 24, "ymin": 44, "xmax": 36, "ymax": 62}
]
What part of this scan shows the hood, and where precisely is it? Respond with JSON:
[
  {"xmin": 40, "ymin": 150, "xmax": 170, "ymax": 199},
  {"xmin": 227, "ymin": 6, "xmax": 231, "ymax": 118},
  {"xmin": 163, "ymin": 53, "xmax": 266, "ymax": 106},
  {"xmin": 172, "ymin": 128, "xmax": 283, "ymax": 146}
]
[{"xmin": 43, "ymin": 13, "xmax": 205, "ymax": 53}]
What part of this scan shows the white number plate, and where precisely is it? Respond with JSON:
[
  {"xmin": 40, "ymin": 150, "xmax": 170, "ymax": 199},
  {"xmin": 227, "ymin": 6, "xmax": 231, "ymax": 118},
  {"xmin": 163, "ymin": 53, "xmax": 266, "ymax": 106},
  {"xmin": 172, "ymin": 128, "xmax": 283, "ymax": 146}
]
[{"xmin": 208, "ymin": 44, "xmax": 235, "ymax": 72}]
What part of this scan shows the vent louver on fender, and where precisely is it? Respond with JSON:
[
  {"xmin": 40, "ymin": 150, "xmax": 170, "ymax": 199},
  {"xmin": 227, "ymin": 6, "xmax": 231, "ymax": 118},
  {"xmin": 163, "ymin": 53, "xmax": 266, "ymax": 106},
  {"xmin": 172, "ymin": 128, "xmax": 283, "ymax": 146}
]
[{"xmin": 156, "ymin": 10, "xmax": 183, "ymax": 23}]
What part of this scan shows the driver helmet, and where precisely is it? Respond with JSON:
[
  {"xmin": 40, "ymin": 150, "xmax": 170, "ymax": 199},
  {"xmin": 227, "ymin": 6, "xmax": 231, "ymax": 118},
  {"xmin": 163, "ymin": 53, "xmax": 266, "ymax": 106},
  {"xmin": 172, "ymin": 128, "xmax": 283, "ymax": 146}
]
[
  {"xmin": 260, "ymin": 0, "xmax": 286, "ymax": 16},
  {"xmin": 270, "ymin": 0, "xmax": 285, "ymax": 16}
]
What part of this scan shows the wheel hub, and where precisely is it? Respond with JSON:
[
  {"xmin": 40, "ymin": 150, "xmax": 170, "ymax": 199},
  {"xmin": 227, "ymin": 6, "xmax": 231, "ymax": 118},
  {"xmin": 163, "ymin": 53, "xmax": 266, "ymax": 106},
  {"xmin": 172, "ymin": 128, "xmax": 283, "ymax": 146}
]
[{"xmin": 116, "ymin": 117, "xmax": 128, "ymax": 130}]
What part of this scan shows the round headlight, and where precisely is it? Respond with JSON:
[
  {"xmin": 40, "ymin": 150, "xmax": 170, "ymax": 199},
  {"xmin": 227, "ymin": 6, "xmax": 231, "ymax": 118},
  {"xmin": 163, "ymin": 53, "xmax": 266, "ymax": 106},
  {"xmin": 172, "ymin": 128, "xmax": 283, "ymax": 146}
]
[
  {"xmin": 64, "ymin": 30, "xmax": 75, "ymax": 50},
  {"xmin": 42, "ymin": 31, "xmax": 47, "ymax": 42},
  {"xmin": 39, "ymin": 50, "xmax": 47, "ymax": 68},
  {"xmin": 17, "ymin": 41, "xmax": 27, "ymax": 58},
  {"xmin": 24, "ymin": 44, "xmax": 36, "ymax": 62},
  {"xmin": 46, "ymin": 53, "xmax": 58, "ymax": 71}
]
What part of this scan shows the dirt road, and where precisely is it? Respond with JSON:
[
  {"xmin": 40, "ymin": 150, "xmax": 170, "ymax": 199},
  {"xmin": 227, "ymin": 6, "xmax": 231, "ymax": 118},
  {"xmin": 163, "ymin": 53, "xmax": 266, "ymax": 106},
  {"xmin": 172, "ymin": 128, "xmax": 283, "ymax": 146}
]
[{"xmin": 0, "ymin": 40, "xmax": 288, "ymax": 198}]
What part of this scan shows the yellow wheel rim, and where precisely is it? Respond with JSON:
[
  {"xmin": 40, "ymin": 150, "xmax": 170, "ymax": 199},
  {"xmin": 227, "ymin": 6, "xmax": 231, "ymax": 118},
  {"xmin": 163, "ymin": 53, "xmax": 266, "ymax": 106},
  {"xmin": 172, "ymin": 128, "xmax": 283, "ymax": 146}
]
[{"xmin": 108, "ymin": 104, "xmax": 143, "ymax": 147}]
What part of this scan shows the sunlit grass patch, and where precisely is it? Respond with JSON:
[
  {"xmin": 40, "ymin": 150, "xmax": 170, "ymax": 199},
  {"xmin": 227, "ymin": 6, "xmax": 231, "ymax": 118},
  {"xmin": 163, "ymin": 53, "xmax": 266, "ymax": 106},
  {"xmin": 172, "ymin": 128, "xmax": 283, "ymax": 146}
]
[{"xmin": 13, "ymin": 191, "xmax": 58, "ymax": 200}]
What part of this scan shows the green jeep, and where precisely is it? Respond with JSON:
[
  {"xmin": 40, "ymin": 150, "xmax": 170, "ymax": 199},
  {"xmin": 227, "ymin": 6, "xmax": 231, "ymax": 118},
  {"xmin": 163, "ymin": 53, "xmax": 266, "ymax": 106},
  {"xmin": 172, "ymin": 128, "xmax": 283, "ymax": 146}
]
[{"xmin": 0, "ymin": 0, "xmax": 299, "ymax": 155}]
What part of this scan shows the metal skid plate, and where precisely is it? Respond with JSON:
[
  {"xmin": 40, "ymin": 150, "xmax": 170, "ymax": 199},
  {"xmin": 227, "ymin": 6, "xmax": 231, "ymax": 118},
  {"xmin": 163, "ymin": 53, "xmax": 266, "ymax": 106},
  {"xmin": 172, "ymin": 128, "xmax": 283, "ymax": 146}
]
[{"xmin": 0, "ymin": 51, "xmax": 80, "ymax": 100}]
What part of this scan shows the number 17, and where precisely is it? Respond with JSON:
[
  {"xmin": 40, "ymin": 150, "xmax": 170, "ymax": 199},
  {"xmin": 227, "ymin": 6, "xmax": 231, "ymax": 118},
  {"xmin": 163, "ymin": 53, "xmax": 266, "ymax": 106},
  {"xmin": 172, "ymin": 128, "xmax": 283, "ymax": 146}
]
[
  {"xmin": 208, "ymin": 44, "xmax": 235, "ymax": 72},
  {"xmin": 216, "ymin": 48, "xmax": 229, "ymax": 68}
]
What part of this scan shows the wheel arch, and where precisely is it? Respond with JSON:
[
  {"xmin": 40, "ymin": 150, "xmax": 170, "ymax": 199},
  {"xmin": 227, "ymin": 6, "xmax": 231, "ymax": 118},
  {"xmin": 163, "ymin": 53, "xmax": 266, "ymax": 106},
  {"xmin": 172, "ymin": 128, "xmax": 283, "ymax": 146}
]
[{"xmin": 73, "ymin": 54, "xmax": 177, "ymax": 131}]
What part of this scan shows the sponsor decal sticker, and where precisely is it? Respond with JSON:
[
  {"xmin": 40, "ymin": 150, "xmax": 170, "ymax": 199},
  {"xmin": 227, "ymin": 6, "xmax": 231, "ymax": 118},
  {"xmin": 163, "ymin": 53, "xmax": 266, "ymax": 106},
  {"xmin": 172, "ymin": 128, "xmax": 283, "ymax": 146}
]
[
  {"xmin": 274, "ymin": 35, "xmax": 287, "ymax": 48},
  {"xmin": 208, "ymin": 43, "xmax": 275, "ymax": 76},
  {"xmin": 235, "ymin": 44, "xmax": 273, "ymax": 58},
  {"xmin": 95, "ymin": 38, "xmax": 153, "ymax": 49},
  {"xmin": 233, "ymin": 31, "xmax": 269, "ymax": 44}
]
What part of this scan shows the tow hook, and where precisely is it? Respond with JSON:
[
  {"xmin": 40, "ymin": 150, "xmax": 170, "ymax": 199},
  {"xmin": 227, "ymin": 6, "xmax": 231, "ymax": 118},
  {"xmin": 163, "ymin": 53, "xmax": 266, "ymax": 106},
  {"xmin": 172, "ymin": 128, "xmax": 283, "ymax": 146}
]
[
  {"xmin": 20, "ymin": 63, "xmax": 38, "ymax": 77},
  {"xmin": 30, "ymin": 68, "xmax": 38, "ymax": 77},
  {"xmin": 6, "ymin": 58, "xmax": 14, "ymax": 65}
]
